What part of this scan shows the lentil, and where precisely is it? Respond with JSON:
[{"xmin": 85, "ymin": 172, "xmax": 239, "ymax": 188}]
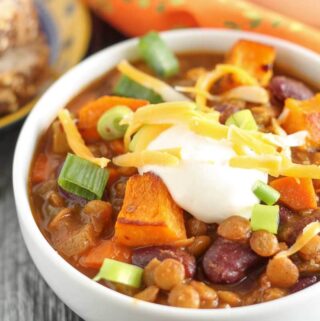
[
  {"xmin": 263, "ymin": 288, "xmax": 287, "ymax": 302},
  {"xmin": 217, "ymin": 291, "xmax": 242, "ymax": 307},
  {"xmin": 134, "ymin": 286, "xmax": 159, "ymax": 303},
  {"xmin": 154, "ymin": 259, "xmax": 185, "ymax": 290},
  {"xmin": 187, "ymin": 218, "xmax": 208, "ymax": 237},
  {"xmin": 168, "ymin": 284, "xmax": 200, "ymax": 309},
  {"xmin": 190, "ymin": 281, "xmax": 218, "ymax": 309},
  {"xmin": 266, "ymin": 257, "xmax": 299, "ymax": 288},
  {"xmin": 143, "ymin": 258, "xmax": 161, "ymax": 287},
  {"xmin": 217, "ymin": 216, "xmax": 251, "ymax": 241},
  {"xmin": 250, "ymin": 230, "xmax": 279, "ymax": 257},
  {"xmin": 187, "ymin": 235, "xmax": 211, "ymax": 257}
]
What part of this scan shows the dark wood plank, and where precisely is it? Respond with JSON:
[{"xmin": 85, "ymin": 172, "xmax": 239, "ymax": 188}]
[{"xmin": 0, "ymin": 12, "xmax": 124, "ymax": 321}]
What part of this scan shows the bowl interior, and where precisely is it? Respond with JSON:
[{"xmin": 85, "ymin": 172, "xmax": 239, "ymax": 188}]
[{"xmin": 13, "ymin": 29, "xmax": 320, "ymax": 320}]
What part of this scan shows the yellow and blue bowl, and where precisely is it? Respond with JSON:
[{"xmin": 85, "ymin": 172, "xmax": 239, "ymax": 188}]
[{"xmin": 0, "ymin": 0, "xmax": 91, "ymax": 130}]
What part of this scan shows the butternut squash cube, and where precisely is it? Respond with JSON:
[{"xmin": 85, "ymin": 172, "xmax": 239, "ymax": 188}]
[
  {"xmin": 282, "ymin": 94, "xmax": 320, "ymax": 145},
  {"xmin": 226, "ymin": 39, "xmax": 276, "ymax": 86},
  {"xmin": 114, "ymin": 172, "xmax": 186, "ymax": 246}
]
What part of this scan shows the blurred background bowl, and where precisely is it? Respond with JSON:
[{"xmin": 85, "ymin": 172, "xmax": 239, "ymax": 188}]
[{"xmin": 0, "ymin": 0, "xmax": 91, "ymax": 131}]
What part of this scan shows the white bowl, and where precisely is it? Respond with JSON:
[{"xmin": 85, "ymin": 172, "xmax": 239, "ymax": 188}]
[{"xmin": 13, "ymin": 29, "xmax": 320, "ymax": 321}]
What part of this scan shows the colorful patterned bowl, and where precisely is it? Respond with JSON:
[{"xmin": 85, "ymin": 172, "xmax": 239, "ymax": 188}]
[{"xmin": 0, "ymin": 0, "xmax": 91, "ymax": 130}]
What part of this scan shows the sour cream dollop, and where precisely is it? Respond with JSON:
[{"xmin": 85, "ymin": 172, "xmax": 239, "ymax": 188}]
[{"xmin": 138, "ymin": 125, "xmax": 267, "ymax": 223}]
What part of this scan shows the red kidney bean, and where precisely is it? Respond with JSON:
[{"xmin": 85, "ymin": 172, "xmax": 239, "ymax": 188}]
[
  {"xmin": 269, "ymin": 76, "xmax": 313, "ymax": 105},
  {"xmin": 202, "ymin": 237, "xmax": 261, "ymax": 284},
  {"xmin": 279, "ymin": 206, "xmax": 295, "ymax": 225},
  {"xmin": 281, "ymin": 210, "xmax": 320, "ymax": 245},
  {"xmin": 132, "ymin": 246, "xmax": 196, "ymax": 278},
  {"xmin": 290, "ymin": 276, "xmax": 318, "ymax": 293}
]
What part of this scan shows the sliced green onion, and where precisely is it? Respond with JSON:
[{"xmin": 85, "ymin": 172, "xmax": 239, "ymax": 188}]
[
  {"xmin": 225, "ymin": 109, "xmax": 258, "ymax": 131},
  {"xmin": 58, "ymin": 153, "xmax": 109, "ymax": 200},
  {"xmin": 252, "ymin": 180, "xmax": 280, "ymax": 205},
  {"xmin": 251, "ymin": 204, "xmax": 279, "ymax": 234},
  {"xmin": 93, "ymin": 258, "xmax": 143, "ymax": 288},
  {"xmin": 114, "ymin": 75, "xmax": 163, "ymax": 103},
  {"xmin": 138, "ymin": 31, "xmax": 180, "ymax": 78},
  {"xmin": 97, "ymin": 105, "xmax": 132, "ymax": 141}
]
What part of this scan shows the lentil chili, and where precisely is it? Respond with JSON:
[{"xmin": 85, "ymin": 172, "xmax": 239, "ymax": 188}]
[{"xmin": 29, "ymin": 34, "xmax": 320, "ymax": 309}]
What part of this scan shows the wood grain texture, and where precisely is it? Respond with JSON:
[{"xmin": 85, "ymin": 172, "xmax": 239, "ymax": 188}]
[{"xmin": 0, "ymin": 13, "xmax": 124, "ymax": 321}]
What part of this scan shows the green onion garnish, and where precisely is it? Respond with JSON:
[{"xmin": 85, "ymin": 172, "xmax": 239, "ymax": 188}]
[
  {"xmin": 225, "ymin": 109, "xmax": 258, "ymax": 131},
  {"xmin": 114, "ymin": 75, "xmax": 163, "ymax": 103},
  {"xmin": 138, "ymin": 31, "xmax": 180, "ymax": 78},
  {"xmin": 97, "ymin": 105, "xmax": 132, "ymax": 141},
  {"xmin": 252, "ymin": 180, "xmax": 280, "ymax": 205},
  {"xmin": 251, "ymin": 204, "xmax": 279, "ymax": 234},
  {"xmin": 58, "ymin": 154, "xmax": 109, "ymax": 200},
  {"xmin": 93, "ymin": 258, "xmax": 143, "ymax": 288}
]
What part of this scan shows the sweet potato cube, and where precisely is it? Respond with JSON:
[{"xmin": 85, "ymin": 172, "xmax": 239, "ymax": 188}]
[
  {"xmin": 282, "ymin": 94, "xmax": 320, "ymax": 145},
  {"xmin": 114, "ymin": 172, "xmax": 186, "ymax": 246},
  {"xmin": 80, "ymin": 239, "xmax": 132, "ymax": 268},
  {"xmin": 226, "ymin": 39, "xmax": 276, "ymax": 86},
  {"xmin": 270, "ymin": 177, "xmax": 317, "ymax": 211}
]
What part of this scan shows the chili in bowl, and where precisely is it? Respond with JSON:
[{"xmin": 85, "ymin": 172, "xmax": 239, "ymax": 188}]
[{"xmin": 13, "ymin": 29, "xmax": 320, "ymax": 321}]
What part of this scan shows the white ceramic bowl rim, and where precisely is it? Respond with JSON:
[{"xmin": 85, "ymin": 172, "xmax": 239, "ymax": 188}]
[{"xmin": 13, "ymin": 29, "xmax": 320, "ymax": 319}]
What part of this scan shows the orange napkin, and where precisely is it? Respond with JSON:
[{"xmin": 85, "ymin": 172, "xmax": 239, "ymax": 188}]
[{"xmin": 85, "ymin": 0, "xmax": 320, "ymax": 54}]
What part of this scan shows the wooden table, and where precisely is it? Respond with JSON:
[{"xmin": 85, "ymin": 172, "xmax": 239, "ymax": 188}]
[{"xmin": 0, "ymin": 13, "xmax": 125, "ymax": 321}]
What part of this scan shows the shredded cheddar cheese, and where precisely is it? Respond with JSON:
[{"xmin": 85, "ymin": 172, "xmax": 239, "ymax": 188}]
[
  {"xmin": 113, "ymin": 148, "xmax": 181, "ymax": 167},
  {"xmin": 189, "ymin": 117, "xmax": 228, "ymax": 140},
  {"xmin": 123, "ymin": 102, "xmax": 198, "ymax": 149},
  {"xmin": 223, "ymin": 86, "xmax": 269, "ymax": 104},
  {"xmin": 175, "ymin": 86, "xmax": 220, "ymax": 101},
  {"xmin": 111, "ymin": 100, "xmax": 320, "ymax": 179},
  {"xmin": 129, "ymin": 124, "xmax": 170, "ymax": 152},
  {"xmin": 276, "ymin": 222, "xmax": 320, "ymax": 258},
  {"xmin": 124, "ymin": 101, "xmax": 222, "ymax": 149},
  {"xmin": 195, "ymin": 64, "xmax": 258, "ymax": 110},
  {"xmin": 58, "ymin": 109, "xmax": 109, "ymax": 168},
  {"xmin": 175, "ymin": 85, "xmax": 269, "ymax": 105},
  {"xmin": 228, "ymin": 126, "xmax": 277, "ymax": 155},
  {"xmin": 281, "ymin": 163, "xmax": 320, "ymax": 179},
  {"xmin": 229, "ymin": 155, "xmax": 282, "ymax": 176},
  {"xmin": 117, "ymin": 60, "xmax": 190, "ymax": 102}
]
